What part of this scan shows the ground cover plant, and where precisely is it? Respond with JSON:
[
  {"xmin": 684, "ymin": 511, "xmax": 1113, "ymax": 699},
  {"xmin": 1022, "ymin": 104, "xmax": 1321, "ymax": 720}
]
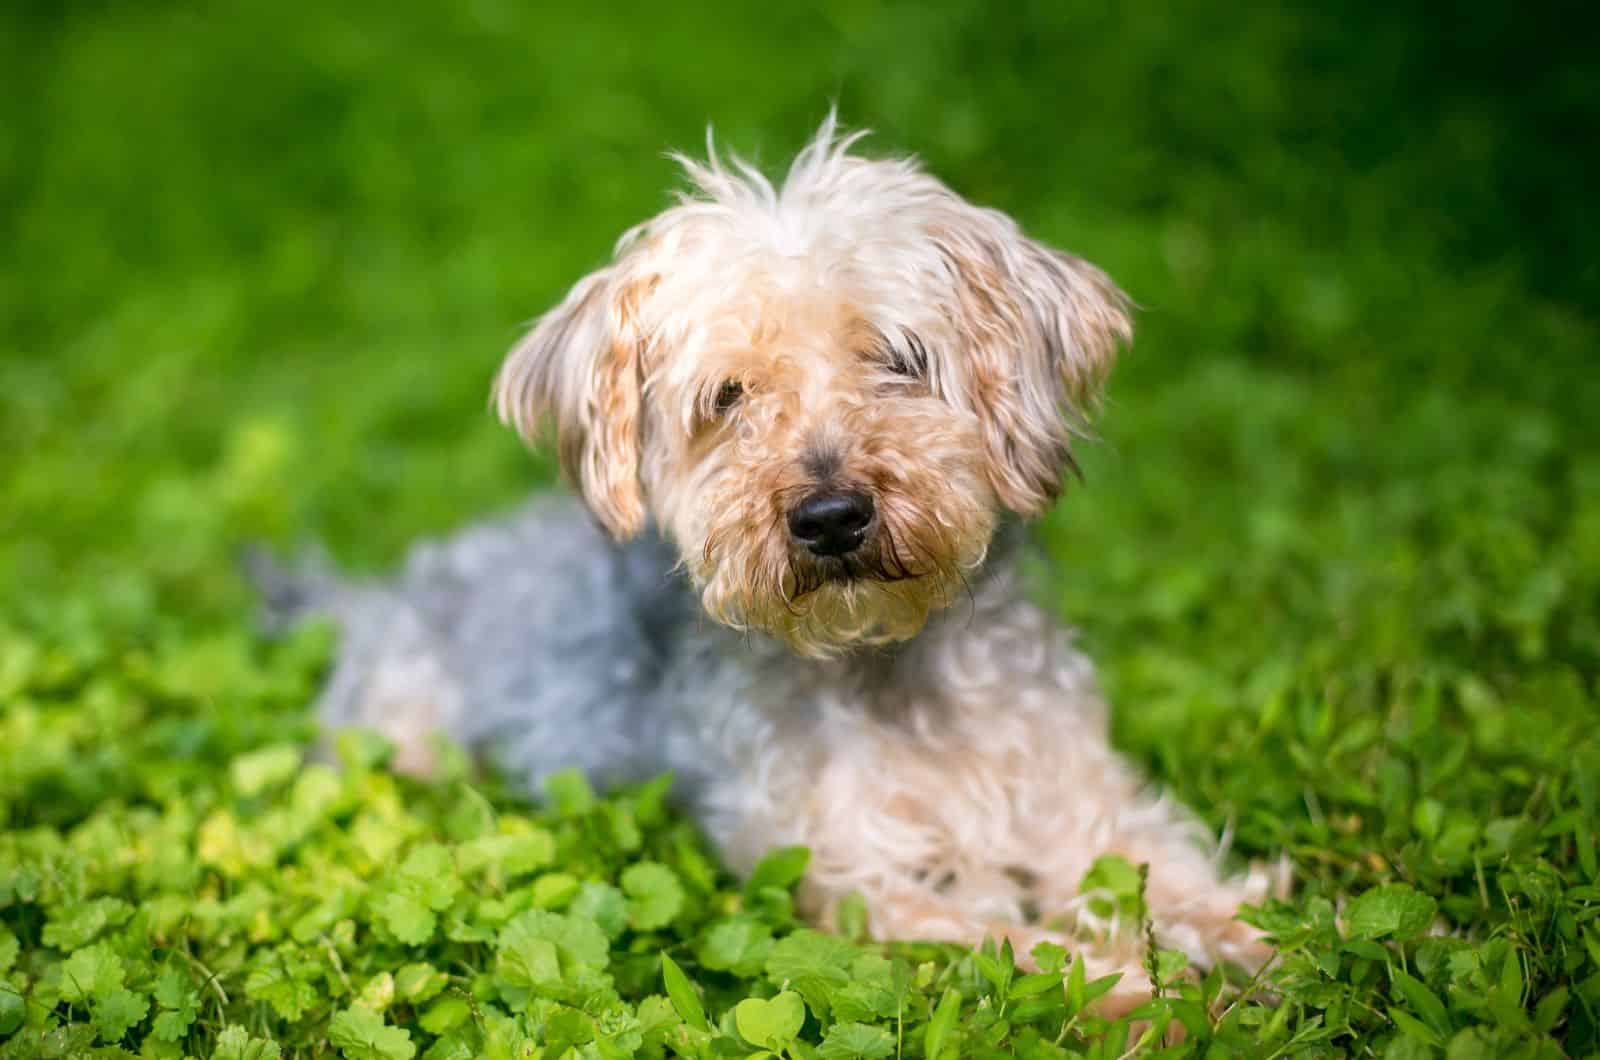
[{"xmin": 3, "ymin": 2, "xmax": 1598, "ymax": 1056}]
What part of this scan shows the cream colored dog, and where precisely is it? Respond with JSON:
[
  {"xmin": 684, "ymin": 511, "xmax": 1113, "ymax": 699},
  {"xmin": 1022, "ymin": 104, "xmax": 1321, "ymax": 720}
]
[{"xmin": 270, "ymin": 115, "xmax": 1285, "ymax": 1012}]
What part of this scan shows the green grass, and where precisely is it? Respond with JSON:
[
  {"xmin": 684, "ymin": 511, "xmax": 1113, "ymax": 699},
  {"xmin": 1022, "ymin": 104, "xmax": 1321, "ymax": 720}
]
[{"xmin": 3, "ymin": 2, "xmax": 1598, "ymax": 1056}]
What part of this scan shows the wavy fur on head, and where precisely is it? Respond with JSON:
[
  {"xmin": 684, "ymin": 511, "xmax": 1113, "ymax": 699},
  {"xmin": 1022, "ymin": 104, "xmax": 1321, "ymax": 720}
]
[{"xmin": 493, "ymin": 114, "xmax": 1130, "ymax": 656}]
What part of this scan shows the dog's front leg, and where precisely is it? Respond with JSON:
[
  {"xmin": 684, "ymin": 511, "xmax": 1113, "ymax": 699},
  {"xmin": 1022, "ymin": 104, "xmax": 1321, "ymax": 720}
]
[{"xmin": 707, "ymin": 740, "xmax": 1161, "ymax": 1017}]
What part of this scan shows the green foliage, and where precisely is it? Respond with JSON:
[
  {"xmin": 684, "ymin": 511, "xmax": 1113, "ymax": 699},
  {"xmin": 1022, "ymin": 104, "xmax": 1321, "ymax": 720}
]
[
  {"xmin": 327, "ymin": 1007, "xmax": 414, "ymax": 1060},
  {"xmin": 734, "ymin": 991, "xmax": 805, "ymax": 1052},
  {"xmin": 0, "ymin": 670, "xmax": 1593, "ymax": 1057},
  {"xmin": 2, "ymin": 0, "xmax": 1597, "ymax": 1055}
]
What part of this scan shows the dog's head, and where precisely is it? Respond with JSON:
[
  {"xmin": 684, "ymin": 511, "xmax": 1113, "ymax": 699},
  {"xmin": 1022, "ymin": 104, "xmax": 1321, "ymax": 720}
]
[{"xmin": 494, "ymin": 117, "xmax": 1130, "ymax": 656}]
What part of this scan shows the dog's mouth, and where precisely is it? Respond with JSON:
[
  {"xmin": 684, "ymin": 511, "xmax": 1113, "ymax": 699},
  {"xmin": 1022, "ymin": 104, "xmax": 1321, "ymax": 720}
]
[
  {"xmin": 699, "ymin": 501, "xmax": 980, "ymax": 653},
  {"xmin": 782, "ymin": 529, "xmax": 927, "ymax": 604},
  {"xmin": 694, "ymin": 508, "xmax": 983, "ymax": 655}
]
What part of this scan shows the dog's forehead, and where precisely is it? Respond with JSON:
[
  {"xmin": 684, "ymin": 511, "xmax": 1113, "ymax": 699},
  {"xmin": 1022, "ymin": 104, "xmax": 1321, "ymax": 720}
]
[
  {"xmin": 628, "ymin": 163, "xmax": 978, "ymax": 405},
  {"xmin": 643, "ymin": 247, "xmax": 952, "ymax": 375},
  {"xmin": 642, "ymin": 167, "xmax": 959, "ymax": 302},
  {"xmin": 645, "ymin": 286, "xmax": 946, "ymax": 397},
  {"xmin": 641, "ymin": 291, "xmax": 852, "ymax": 394}
]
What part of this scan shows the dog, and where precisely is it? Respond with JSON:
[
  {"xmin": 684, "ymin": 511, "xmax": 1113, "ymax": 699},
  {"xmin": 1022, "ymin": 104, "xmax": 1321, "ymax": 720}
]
[{"xmin": 261, "ymin": 115, "xmax": 1284, "ymax": 1010}]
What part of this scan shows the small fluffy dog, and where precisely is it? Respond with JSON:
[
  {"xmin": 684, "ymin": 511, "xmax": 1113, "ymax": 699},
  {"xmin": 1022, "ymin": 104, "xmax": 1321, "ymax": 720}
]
[{"xmin": 267, "ymin": 117, "xmax": 1283, "ymax": 1008}]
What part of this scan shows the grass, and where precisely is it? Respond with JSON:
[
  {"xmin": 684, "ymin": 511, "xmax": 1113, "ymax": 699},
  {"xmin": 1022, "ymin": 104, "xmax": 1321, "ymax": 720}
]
[{"xmin": 3, "ymin": 2, "xmax": 1598, "ymax": 1056}]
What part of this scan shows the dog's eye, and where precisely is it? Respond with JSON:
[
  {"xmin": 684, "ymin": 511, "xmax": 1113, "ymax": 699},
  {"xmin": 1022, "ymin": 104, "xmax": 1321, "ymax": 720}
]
[
  {"xmin": 885, "ymin": 333, "xmax": 928, "ymax": 378},
  {"xmin": 714, "ymin": 380, "xmax": 744, "ymax": 415}
]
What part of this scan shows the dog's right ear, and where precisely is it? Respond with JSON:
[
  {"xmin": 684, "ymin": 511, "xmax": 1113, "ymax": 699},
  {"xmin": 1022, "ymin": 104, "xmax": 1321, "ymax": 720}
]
[
  {"xmin": 493, "ymin": 265, "xmax": 655, "ymax": 539},
  {"xmin": 934, "ymin": 207, "xmax": 1131, "ymax": 518}
]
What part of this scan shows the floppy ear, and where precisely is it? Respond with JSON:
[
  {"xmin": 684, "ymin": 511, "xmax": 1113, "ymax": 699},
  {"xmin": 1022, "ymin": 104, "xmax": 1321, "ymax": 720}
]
[
  {"xmin": 937, "ymin": 208, "xmax": 1132, "ymax": 516},
  {"xmin": 493, "ymin": 265, "xmax": 656, "ymax": 539}
]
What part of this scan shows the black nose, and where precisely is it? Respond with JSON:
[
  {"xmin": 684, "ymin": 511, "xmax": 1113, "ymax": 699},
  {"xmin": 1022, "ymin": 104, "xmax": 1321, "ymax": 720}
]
[{"xmin": 787, "ymin": 489, "xmax": 875, "ymax": 557}]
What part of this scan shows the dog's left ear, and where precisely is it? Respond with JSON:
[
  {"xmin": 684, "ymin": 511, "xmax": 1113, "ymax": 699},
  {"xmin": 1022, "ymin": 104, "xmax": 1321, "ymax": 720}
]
[
  {"xmin": 493, "ymin": 263, "xmax": 656, "ymax": 539},
  {"xmin": 938, "ymin": 209, "xmax": 1132, "ymax": 517}
]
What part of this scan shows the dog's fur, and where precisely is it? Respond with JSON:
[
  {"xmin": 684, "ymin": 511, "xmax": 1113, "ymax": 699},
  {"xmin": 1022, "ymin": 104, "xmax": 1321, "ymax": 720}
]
[{"xmin": 265, "ymin": 116, "xmax": 1284, "ymax": 1011}]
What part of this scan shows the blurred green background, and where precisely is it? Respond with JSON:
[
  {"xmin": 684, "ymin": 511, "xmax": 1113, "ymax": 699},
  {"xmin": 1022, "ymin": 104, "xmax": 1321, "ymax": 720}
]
[{"xmin": 3, "ymin": 1, "xmax": 1598, "ymax": 832}]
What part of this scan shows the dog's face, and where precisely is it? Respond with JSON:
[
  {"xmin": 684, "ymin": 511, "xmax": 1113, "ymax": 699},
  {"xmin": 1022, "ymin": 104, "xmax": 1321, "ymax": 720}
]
[{"xmin": 495, "ymin": 120, "xmax": 1130, "ymax": 656}]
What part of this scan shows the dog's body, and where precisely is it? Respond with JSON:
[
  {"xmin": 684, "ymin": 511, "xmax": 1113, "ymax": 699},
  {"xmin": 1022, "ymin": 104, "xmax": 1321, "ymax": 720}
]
[{"xmin": 271, "ymin": 117, "xmax": 1283, "ymax": 1009}]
